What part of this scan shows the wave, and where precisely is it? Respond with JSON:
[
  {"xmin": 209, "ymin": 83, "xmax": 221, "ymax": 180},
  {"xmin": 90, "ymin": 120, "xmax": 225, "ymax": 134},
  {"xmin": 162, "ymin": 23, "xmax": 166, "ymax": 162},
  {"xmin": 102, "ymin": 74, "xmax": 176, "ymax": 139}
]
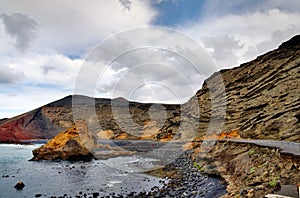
[{"xmin": 0, "ymin": 143, "xmax": 41, "ymax": 149}]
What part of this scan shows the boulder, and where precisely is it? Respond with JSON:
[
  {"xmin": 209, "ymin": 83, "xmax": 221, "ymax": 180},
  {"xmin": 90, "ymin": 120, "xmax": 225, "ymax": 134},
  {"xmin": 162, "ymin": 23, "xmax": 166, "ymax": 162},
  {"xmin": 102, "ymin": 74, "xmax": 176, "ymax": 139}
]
[
  {"xmin": 14, "ymin": 181, "xmax": 25, "ymax": 190},
  {"xmin": 30, "ymin": 120, "xmax": 95, "ymax": 161}
]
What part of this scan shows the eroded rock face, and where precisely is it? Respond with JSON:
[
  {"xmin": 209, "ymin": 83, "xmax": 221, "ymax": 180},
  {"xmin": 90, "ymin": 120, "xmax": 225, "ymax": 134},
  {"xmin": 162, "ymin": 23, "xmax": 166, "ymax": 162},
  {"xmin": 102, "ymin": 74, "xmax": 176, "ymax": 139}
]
[
  {"xmin": 30, "ymin": 121, "xmax": 95, "ymax": 161},
  {"xmin": 156, "ymin": 35, "xmax": 300, "ymax": 141},
  {"xmin": 218, "ymin": 36, "xmax": 300, "ymax": 141}
]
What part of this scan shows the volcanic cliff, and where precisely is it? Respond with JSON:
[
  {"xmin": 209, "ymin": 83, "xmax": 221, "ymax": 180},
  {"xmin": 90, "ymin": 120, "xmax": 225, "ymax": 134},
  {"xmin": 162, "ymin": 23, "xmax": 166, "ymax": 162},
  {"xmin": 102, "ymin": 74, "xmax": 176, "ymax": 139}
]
[
  {"xmin": 0, "ymin": 35, "xmax": 299, "ymax": 143},
  {"xmin": 156, "ymin": 34, "xmax": 300, "ymax": 142}
]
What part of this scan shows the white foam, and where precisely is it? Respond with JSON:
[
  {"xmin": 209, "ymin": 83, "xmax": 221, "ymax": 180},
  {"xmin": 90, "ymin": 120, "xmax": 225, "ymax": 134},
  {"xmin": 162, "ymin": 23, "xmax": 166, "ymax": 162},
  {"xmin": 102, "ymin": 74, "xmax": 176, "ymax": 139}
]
[{"xmin": 0, "ymin": 144, "xmax": 41, "ymax": 149}]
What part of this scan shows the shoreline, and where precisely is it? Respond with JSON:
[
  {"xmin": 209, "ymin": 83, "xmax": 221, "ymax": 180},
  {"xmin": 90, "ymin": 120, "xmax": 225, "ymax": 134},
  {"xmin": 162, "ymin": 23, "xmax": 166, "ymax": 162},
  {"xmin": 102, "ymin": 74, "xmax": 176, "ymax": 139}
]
[
  {"xmin": 2, "ymin": 139, "xmax": 299, "ymax": 197},
  {"xmin": 1, "ymin": 142, "xmax": 227, "ymax": 198},
  {"xmin": 137, "ymin": 151, "xmax": 227, "ymax": 198},
  {"xmin": 0, "ymin": 139, "xmax": 48, "ymax": 145},
  {"xmin": 47, "ymin": 151, "xmax": 227, "ymax": 198}
]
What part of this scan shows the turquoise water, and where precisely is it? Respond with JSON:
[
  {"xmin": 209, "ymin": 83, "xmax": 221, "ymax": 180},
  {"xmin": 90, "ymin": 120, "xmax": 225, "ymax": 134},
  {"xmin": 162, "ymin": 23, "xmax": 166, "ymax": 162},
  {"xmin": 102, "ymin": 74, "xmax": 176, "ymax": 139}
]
[{"xmin": 0, "ymin": 144, "xmax": 163, "ymax": 197}]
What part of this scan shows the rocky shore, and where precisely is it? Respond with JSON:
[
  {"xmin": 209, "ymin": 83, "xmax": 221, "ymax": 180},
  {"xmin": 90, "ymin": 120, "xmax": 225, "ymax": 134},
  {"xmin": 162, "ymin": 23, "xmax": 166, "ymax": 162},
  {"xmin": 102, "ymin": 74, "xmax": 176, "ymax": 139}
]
[
  {"xmin": 47, "ymin": 151, "xmax": 227, "ymax": 198},
  {"xmin": 135, "ymin": 151, "xmax": 227, "ymax": 198},
  {"xmin": 28, "ymin": 136, "xmax": 300, "ymax": 197}
]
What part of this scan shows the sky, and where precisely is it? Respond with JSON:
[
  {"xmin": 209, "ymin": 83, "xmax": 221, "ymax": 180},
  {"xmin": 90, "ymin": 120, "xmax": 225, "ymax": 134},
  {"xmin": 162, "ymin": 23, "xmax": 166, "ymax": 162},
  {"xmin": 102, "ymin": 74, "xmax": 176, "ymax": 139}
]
[{"xmin": 0, "ymin": 0, "xmax": 299, "ymax": 118}]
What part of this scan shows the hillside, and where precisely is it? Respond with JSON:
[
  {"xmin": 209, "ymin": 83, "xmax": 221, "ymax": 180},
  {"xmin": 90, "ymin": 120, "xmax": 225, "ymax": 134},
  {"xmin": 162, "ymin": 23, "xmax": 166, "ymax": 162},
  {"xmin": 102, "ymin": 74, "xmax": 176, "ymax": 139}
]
[
  {"xmin": 156, "ymin": 34, "xmax": 300, "ymax": 142},
  {"xmin": 0, "ymin": 95, "xmax": 180, "ymax": 143},
  {"xmin": 0, "ymin": 35, "xmax": 299, "ymax": 143}
]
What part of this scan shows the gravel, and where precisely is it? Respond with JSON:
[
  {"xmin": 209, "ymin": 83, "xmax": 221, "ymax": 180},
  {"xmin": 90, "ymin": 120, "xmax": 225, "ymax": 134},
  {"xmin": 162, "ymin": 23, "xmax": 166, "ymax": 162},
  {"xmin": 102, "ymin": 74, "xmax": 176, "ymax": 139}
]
[{"xmin": 129, "ymin": 151, "xmax": 227, "ymax": 198}]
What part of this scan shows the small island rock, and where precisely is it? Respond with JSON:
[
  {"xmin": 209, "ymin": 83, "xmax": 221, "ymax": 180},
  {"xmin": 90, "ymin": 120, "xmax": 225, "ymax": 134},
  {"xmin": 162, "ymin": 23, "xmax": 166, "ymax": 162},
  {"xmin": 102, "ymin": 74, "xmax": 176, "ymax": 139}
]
[{"xmin": 14, "ymin": 181, "xmax": 25, "ymax": 190}]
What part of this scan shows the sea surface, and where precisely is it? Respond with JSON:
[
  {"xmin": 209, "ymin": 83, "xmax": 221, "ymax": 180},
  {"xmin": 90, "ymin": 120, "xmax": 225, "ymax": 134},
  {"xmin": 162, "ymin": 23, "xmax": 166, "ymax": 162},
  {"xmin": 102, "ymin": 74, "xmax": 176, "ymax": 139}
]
[{"xmin": 0, "ymin": 144, "xmax": 165, "ymax": 197}]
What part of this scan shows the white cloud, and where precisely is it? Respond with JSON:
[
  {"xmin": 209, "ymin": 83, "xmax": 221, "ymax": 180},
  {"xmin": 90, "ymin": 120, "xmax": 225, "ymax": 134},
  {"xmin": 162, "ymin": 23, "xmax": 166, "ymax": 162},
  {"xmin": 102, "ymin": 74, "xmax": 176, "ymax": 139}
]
[
  {"xmin": 261, "ymin": 0, "xmax": 300, "ymax": 13},
  {"xmin": 0, "ymin": 85, "xmax": 69, "ymax": 118},
  {"xmin": 119, "ymin": 0, "xmax": 132, "ymax": 11},
  {"xmin": 244, "ymin": 24, "xmax": 300, "ymax": 58},
  {"xmin": 75, "ymin": 27, "xmax": 216, "ymax": 104},
  {"xmin": 0, "ymin": 54, "xmax": 82, "ymax": 89},
  {"xmin": 0, "ymin": 0, "xmax": 157, "ymax": 117},
  {"xmin": 0, "ymin": 0, "xmax": 157, "ymax": 55},
  {"xmin": 0, "ymin": 22, "xmax": 15, "ymax": 56},
  {"xmin": 0, "ymin": 13, "xmax": 38, "ymax": 51},
  {"xmin": 202, "ymin": 35, "xmax": 243, "ymax": 67},
  {"xmin": 201, "ymin": 0, "xmax": 300, "ymax": 18},
  {"xmin": 0, "ymin": 53, "xmax": 82, "ymax": 118},
  {"xmin": 182, "ymin": 6, "xmax": 300, "ymax": 69},
  {"xmin": 0, "ymin": 65, "xmax": 24, "ymax": 84}
]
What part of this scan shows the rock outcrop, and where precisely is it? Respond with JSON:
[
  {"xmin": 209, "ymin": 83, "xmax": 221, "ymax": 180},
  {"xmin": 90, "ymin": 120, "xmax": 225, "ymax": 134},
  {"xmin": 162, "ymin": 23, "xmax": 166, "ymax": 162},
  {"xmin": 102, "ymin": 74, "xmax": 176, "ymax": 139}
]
[
  {"xmin": 14, "ymin": 181, "xmax": 25, "ymax": 190},
  {"xmin": 217, "ymin": 35, "xmax": 300, "ymax": 141},
  {"xmin": 30, "ymin": 121, "xmax": 95, "ymax": 161},
  {"xmin": 156, "ymin": 35, "xmax": 300, "ymax": 142}
]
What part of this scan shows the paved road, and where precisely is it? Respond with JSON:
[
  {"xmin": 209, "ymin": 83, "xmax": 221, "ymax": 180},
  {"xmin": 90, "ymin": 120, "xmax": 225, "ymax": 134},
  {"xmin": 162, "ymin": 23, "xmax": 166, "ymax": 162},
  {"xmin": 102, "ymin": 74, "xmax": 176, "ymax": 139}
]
[
  {"xmin": 94, "ymin": 139, "xmax": 300, "ymax": 158},
  {"xmin": 218, "ymin": 139, "xmax": 300, "ymax": 157}
]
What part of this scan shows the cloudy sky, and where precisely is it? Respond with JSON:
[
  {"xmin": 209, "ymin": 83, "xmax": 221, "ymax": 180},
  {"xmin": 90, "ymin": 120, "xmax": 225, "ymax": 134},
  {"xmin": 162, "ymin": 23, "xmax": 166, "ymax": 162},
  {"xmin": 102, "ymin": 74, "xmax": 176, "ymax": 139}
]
[{"xmin": 0, "ymin": 0, "xmax": 299, "ymax": 118}]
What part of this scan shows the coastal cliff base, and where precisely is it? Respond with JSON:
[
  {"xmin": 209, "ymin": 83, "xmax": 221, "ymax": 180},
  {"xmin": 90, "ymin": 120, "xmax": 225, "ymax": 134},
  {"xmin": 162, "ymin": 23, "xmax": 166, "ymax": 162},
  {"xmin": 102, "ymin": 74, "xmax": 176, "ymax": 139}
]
[{"xmin": 192, "ymin": 142, "xmax": 300, "ymax": 197}]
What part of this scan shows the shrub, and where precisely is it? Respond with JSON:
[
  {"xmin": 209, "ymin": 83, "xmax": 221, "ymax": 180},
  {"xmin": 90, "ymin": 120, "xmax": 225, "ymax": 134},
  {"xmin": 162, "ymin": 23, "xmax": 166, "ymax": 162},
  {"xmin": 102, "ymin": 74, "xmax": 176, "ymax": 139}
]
[
  {"xmin": 248, "ymin": 149, "xmax": 255, "ymax": 156},
  {"xmin": 249, "ymin": 167, "xmax": 256, "ymax": 174},
  {"xmin": 269, "ymin": 177, "xmax": 279, "ymax": 187}
]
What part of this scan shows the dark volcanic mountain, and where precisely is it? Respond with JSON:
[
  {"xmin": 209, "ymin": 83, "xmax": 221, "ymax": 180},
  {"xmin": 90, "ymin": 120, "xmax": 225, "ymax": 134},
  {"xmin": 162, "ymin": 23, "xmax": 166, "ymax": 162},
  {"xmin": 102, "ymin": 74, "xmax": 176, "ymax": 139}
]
[
  {"xmin": 0, "ymin": 35, "xmax": 299, "ymax": 143},
  {"xmin": 0, "ymin": 95, "xmax": 180, "ymax": 143}
]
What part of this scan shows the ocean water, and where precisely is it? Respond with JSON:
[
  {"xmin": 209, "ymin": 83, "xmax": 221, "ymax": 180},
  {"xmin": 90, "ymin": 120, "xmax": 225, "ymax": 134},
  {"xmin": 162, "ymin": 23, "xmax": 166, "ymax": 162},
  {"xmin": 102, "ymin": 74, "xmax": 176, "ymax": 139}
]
[{"xmin": 0, "ymin": 144, "xmax": 164, "ymax": 197}]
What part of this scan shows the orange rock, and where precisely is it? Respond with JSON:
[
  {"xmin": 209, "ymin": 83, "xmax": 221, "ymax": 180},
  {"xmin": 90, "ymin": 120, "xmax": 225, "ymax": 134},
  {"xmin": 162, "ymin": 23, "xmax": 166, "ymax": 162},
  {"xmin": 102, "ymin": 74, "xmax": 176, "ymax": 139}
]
[
  {"xmin": 198, "ymin": 130, "xmax": 241, "ymax": 141},
  {"xmin": 142, "ymin": 120, "xmax": 152, "ymax": 126},
  {"xmin": 115, "ymin": 132, "xmax": 129, "ymax": 140},
  {"xmin": 218, "ymin": 130, "xmax": 240, "ymax": 140},
  {"xmin": 159, "ymin": 137, "xmax": 172, "ymax": 142},
  {"xmin": 30, "ymin": 120, "xmax": 95, "ymax": 161}
]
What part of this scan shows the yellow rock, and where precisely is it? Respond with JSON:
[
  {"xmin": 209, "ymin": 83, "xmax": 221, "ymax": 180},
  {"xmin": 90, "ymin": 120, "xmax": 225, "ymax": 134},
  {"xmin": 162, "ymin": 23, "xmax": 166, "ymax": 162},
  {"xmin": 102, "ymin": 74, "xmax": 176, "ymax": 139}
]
[
  {"xmin": 97, "ymin": 130, "xmax": 114, "ymax": 139},
  {"xmin": 31, "ymin": 120, "xmax": 95, "ymax": 161}
]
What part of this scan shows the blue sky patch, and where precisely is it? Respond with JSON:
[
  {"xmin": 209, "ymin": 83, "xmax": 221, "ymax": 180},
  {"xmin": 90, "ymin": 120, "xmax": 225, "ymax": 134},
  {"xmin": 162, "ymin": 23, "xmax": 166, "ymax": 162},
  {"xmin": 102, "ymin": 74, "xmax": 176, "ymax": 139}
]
[{"xmin": 151, "ymin": 0, "xmax": 205, "ymax": 27}]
